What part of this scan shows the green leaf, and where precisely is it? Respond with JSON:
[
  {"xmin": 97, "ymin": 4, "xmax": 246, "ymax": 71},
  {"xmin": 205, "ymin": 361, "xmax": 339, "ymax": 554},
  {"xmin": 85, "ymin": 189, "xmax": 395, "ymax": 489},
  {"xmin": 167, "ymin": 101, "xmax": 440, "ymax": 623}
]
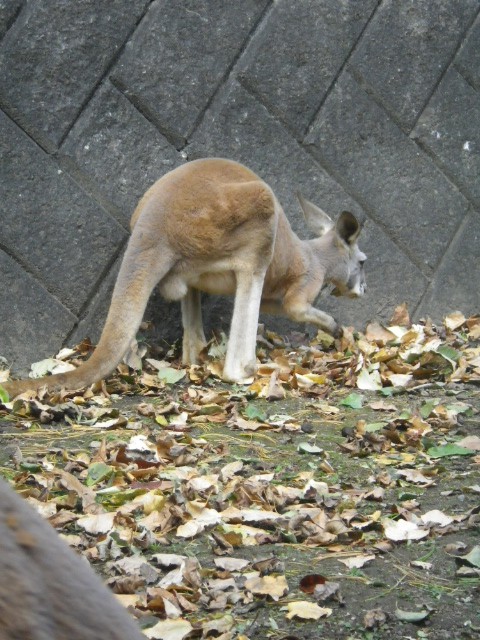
[
  {"xmin": 445, "ymin": 402, "xmax": 472, "ymax": 416},
  {"xmin": 0, "ymin": 385, "xmax": 9, "ymax": 403},
  {"xmin": 420, "ymin": 400, "xmax": 438, "ymax": 419},
  {"xmin": 244, "ymin": 404, "xmax": 267, "ymax": 422},
  {"xmin": 380, "ymin": 387, "xmax": 395, "ymax": 396},
  {"xmin": 96, "ymin": 487, "xmax": 146, "ymax": 507},
  {"xmin": 395, "ymin": 608, "xmax": 431, "ymax": 623},
  {"xmin": 340, "ymin": 393, "xmax": 363, "ymax": 409},
  {"xmin": 20, "ymin": 462, "xmax": 42, "ymax": 472},
  {"xmin": 86, "ymin": 462, "xmax": 114, "ymax": 487},
  {"xmin": 461, "ymin": 545, "xmax": 480, "ymax": 569},
  {"xmin": 365, "ymin": 421, "xmax": 387, "ymax": 432},
  {"xmin": 436, "ymin": 345, "xmax": 461, "ymax": 366},
  {"xmin": 157, "ymin": 367, "xmax": 186, "ymax": 384},
  {"xmin": 298, "ymin": 442, "xmax": 323, "ymax": 455},
  {"xmin": 427, "ymin": 444, "xmax": 475, "ymax": 458}
]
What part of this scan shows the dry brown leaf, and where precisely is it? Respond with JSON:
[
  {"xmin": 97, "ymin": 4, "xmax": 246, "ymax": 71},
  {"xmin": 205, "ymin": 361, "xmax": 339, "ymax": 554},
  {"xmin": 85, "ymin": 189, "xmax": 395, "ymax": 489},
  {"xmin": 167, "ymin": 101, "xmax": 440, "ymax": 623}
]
[
  {"xmin": 365, "ymin": 322, "xmax": 397, "ymax": 345},
  {"xmin": 338, "ymin": 554, "xmax": 375, "ymax": 569},
  {"xmin": 389, "ymin": 302, "xmax": 410, "ymax": 327},
  {"xmin": 244, "ymin": 574, "xmax": 289, "ymax": 601},
  {"xmin": 444, "ymin": 311, "xmax": 466, "ymax": 331}
]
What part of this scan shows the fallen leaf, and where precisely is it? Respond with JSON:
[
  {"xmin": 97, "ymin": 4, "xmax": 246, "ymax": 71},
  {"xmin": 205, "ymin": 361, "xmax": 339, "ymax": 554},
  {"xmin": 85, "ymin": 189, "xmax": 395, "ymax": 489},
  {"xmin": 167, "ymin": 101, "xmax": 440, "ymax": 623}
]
[
  {"xmin": 365, "ymin": 323, "xmax": 397, "ymax": 344},
  {"xmin": 213, "ymin": 557, "xmax": 250, "ymax": 572},
  {"xmin": 397, "ymin": 469, "xmax": 435, "ymax": 486},
  {"xmin": 383, "ymin": 518, "xmax": 429, "ymax": 541},
  {"xmin": 244, "ymin": 574, "xmax": 289, "ymax": 601},
  {"xmin": 76, "ymin": 512, "xmax": 116, "ymax": 534},
  {"xmin": 340, "ymin": 393, "xmax": 363, "ymax": 409},
  {"xmin": 152, "ymin": 554, "xmax": 187, "ymax": 569},
  {"xmin": 201, "ymin": 614, "xmax": 235, "ymax": 638},
  {"xmin": 390, "ymin": 303, "xmax": 410, "ymax": 327},
  {"xmin": 427, "ymin": 444, "xmax": 475, "ymax": 458},
  {"xmin": 338, "ymin": 554, "xmax": 375, "ymax": 569},
  {"xmin": 395, "ymin": 608, "xmax": 431, "ymax": 623},
  {"xmin": 444, "ymin": 311, "xmax": 466, "ymax": 331},
  {"xmin": 157, "ymin": 367, "xmax": 187, "ymax": 384},
  {"xmin": 455, "ymin": 436, "xmax": 480, "ymax": 451},
  {"xmin": 299, "ymin": 574, "xmax": 325, "ymax": 594},
  {"xmin": 30, "ymin": 358, "xmax": 76, "ymax": 377},
  {"xmin": 284, "ymin": 601, "xmax": 332, "ymax": 620},
  {"xmin": 265, "ymin": 370, "xmax": 285, "ymax": 400},
  {"xmin": 410, "ymin": 560, "xmax": 432, "ymax": 570},
  {"xmin": 364, "ymin": 608, "xmax": 387, "ymax": 629},
  {"xmin": 369, "ymin": 400, "xmax": 397, "ymax": 412},
  {"xmin": 297, "ymin": 442, "xmax": 323, "ymax": 455},
  {"xmin": 457, "ymin": 546, "xmax": 480, "ymax": 569},
  {"xmin": 420, "ymin": 510, "xmax": 453, "ymax": 527},
  {"xmin": 313, "ymin": 580, "xmax": 341, "ymax": 602},
  {"xmin": 143, "ymin": 618, "xmax": 193, "ymax": 640},
  {"xmin": 357, "ymin": 368, "xmax": 383, "ymax": 391}
]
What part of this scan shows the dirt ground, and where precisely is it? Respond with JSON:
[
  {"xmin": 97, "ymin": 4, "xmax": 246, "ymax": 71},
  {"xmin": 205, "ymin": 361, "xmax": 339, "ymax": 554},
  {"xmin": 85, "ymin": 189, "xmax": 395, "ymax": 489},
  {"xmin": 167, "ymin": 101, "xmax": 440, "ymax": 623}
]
[{"xmin": 1, "ymin": 379, "xmax": 479, "ymax": 640}]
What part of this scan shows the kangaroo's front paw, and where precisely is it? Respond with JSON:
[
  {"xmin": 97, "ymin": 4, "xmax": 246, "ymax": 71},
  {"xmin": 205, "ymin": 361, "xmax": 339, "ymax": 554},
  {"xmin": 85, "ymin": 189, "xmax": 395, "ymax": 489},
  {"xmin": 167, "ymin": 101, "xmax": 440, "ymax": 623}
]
[{"xmin": 332, "ymin": 322, "xmax": 344, "ymax": 339}]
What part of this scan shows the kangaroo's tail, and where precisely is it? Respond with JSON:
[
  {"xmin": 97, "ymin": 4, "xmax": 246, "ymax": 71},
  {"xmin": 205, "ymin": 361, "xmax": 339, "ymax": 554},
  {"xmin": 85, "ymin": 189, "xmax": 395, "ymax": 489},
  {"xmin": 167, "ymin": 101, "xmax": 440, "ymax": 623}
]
[{"xmin": 2, "ymin": 241, "xmax": 175, "ymax": 398}]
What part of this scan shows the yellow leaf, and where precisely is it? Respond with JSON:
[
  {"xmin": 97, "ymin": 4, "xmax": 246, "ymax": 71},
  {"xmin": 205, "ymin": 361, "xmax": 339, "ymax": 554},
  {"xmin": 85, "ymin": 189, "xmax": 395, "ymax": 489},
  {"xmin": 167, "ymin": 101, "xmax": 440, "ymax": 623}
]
[{"xmin": 285, "ymin": 601, "xmax": 332, "ymax": 620}]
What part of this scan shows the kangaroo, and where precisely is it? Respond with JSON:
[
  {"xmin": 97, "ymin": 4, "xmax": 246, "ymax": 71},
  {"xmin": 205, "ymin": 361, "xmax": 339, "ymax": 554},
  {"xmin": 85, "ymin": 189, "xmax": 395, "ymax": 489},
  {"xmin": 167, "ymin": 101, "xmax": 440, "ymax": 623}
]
[
  {"xmin": 2, "ymin": 158, "xmax": 366, "ymax": 397},
  {"xmin": 0, "ymin": 479, "xmax": 145, "ymax": 639}
]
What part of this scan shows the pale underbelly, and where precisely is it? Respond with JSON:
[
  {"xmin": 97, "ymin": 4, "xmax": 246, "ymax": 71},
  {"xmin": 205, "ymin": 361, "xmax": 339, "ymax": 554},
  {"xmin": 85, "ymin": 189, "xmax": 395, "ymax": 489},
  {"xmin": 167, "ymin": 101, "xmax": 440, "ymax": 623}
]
[{"xmin": 191, "ymin": 271, "xmax": 237, "ymax": 296}]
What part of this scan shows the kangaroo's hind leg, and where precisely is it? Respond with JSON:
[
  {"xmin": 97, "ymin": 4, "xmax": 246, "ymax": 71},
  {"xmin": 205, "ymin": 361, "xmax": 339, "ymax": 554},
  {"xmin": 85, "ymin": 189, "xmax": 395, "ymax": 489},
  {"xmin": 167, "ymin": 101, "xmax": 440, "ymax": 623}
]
[{"xmin": 181, "ymin": 287, "xmax": 207, "ymax": 365}]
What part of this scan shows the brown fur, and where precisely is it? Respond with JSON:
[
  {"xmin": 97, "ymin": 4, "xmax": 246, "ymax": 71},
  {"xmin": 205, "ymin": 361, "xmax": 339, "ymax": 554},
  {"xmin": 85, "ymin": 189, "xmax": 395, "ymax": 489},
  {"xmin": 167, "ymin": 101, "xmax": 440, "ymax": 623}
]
[
  {"xmin": 0, "ymin": 479, "xmax": 144, "ymax": 640},
  {"xmin": 2, "ymin": 158, "xmax": 366, "ymax": 396}
]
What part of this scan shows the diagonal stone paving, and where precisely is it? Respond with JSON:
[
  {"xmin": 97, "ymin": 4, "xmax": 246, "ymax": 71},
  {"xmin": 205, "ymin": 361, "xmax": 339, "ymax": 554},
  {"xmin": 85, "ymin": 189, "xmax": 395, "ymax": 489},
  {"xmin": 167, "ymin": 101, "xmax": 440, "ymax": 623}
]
[{"xmin": 1, "ymin": 0, "xmax": 478, "ymax": 372}]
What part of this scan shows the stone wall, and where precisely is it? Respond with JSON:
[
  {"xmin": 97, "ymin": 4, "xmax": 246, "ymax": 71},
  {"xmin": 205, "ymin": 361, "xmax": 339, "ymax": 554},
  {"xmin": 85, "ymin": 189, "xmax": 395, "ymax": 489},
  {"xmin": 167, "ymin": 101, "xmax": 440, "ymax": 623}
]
[{"xmin": 1, "ymin": 0, "xmax": 479, "ymax": 373}]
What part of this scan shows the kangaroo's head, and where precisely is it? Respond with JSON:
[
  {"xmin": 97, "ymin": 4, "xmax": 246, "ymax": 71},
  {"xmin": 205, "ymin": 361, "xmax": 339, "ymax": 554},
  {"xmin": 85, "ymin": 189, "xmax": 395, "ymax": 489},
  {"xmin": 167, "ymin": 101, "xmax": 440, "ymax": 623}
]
[{"xmin": 297, "ymin": 194, "xmax": 367, "ymax": 298}]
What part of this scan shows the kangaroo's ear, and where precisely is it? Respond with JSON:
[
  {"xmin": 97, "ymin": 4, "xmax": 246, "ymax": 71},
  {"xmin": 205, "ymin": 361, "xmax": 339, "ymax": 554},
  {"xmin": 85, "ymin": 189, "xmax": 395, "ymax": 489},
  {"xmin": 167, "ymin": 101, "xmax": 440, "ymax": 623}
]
[
  {"xmin": 296, "ymin": 192, "xmax": 334, "ymax": 236},
  {"xmin": 335, "ymin": 211, "xmax": 361, "ymax": 245}
]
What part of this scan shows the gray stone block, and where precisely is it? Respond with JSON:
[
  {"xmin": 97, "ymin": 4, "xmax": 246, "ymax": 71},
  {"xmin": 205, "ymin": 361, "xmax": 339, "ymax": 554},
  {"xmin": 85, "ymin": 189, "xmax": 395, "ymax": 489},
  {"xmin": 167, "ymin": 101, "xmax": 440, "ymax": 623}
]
[
  {"xmin": 239, "ymin": 0, "xmax": 377, "ymax": 136},
  {"xmin": 455, "ymin": 15, "xmax": 480, "ymax": 89},
  {"xmin": 0, "ymin": 249, "xmax": 76, "ymax": 374},
  {"xmin": 305, "ymin": 72, "xmax": 469, "ymax": 275},
  {"xmin": 0, "ymin": 0, "xmax": 149, "ymax": 149},
  {"xmin": 62, "ymin": 82, "xmax": 182, "ymax": 227},
  {"xmin": 1, "ymin": 111, "xmax": 128, "ymax": 315},
  {"xmin": 69, "ymin": 250, "xmax": 185, "ymax": 354},
  {"xmin": 416, "ymin": 212, "xmax": 480, "ymax": 320},
  {"xmin": 189, "ymin": 80, "xmax": 365, "ymax": 238},
  {"xmin": 350, "ymin": 0, "xmax": 478, "ymax": 131},
  {"xmin": 68, "ymin": 257, "xmax": 121, "ymax": 348},
  {"xmin": 190, "ymin": 80, "xmax": 424, "ymax": 328},
  {"xmin": 0, "ymin": 0, "xmax": 22, "ymax": 38},
  {"xmin": 111, "ymin": 0, "xmax": 269, "ymax": 148},
  {"xmin": 413, "ymin": 68, "xmax": 480, "ymax": 208}
]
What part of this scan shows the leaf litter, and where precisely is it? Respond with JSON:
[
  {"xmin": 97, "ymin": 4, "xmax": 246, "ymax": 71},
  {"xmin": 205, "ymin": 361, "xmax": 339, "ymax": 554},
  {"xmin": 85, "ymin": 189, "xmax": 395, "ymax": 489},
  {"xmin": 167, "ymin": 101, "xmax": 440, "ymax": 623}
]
[{"xmin": 0, "ymin": 307, "xmax": 479, "ymax": 638}]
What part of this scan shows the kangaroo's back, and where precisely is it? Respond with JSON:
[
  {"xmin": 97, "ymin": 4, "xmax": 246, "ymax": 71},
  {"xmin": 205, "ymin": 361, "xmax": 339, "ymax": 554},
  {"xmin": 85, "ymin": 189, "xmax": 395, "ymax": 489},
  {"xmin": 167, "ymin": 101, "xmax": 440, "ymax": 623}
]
[{"xmin": 130, "ymin": 158, "xmax": 277, "ymax": 257}]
